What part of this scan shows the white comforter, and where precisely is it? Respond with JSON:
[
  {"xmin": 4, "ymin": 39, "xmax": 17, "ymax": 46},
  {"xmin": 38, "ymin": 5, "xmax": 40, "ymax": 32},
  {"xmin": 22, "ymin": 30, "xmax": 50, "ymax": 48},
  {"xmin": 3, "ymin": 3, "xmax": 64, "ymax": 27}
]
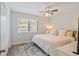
[{"xmin": 32, "ymin": 34, "xmax": 75, "ymax": 56}]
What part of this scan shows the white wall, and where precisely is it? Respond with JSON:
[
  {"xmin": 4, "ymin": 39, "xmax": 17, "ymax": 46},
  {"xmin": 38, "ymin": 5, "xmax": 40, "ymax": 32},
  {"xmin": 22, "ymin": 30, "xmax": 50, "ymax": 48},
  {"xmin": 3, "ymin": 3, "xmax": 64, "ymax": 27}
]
[
  {"xmin": 11, "ymin": 11, "xmax": 49, "ymax": 45},
  {"xmin": 49, "ymin": 3, "xmax": 79, "ymax": 31}
]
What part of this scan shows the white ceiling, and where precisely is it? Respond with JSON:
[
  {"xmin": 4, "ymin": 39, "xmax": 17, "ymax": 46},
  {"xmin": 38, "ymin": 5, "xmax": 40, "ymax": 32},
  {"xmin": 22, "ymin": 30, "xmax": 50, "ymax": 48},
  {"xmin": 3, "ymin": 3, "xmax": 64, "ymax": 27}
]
[
  {"xmin": 6, "ymin": 2, "xmax": 57, "ymax": 16},
  {"xmin": 6, "ymin": 2, "xmax": 79, "ymax": 16}
]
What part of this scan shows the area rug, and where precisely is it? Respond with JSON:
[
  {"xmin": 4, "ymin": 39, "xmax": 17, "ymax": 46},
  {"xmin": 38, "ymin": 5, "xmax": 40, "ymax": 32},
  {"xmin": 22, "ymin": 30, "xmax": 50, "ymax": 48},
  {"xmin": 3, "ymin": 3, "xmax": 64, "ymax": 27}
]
[{"xmin": 19, "ymin": 42, "xmax": 48, "ymax": 56}]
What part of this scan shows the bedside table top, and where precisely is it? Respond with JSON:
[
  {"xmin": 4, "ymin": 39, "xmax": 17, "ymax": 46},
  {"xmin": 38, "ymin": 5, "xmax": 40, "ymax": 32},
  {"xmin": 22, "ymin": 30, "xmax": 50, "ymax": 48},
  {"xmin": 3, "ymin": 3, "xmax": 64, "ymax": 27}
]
[{"xmin": 57, "ymin": 41, "xmax": 78, "ymax": 56}]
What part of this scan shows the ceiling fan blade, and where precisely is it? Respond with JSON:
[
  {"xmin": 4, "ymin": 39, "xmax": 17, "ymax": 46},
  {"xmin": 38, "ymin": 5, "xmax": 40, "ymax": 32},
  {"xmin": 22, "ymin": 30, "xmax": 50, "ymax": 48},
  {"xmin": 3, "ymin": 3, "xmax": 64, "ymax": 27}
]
[
  {"xmin": 50, "ymin": 13, "xmax": 53, "ymax": 15},
  {"xmin": 51, "ymin": 9, "xmax": 58, "ymax": 12},
  {"xmin": 40, "ymin": 11, "xmax": 43, "ymax": 13},
  {"xmin": 39, "ymin": 11, "xmax": 44, "ymax": 13},
  {"xmin": 40, "ymin": 10, "xmax": 49, "ymax": 13}
]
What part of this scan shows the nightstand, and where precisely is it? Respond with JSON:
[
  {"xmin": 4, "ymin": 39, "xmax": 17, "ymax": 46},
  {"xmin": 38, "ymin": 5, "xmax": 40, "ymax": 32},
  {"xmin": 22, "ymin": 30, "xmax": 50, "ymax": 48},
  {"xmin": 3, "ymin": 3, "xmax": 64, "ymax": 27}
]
[{"xmin": 57, "ymin": 41, "xmax": 78, "ymax": 56}]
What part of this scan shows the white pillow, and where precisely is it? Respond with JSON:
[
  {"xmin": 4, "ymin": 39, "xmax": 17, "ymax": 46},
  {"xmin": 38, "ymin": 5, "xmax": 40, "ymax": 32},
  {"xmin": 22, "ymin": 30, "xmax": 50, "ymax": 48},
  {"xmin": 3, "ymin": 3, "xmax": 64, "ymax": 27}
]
[
  {"xmin": 58, "ymin": 29, "xmax": 67, "ymax": 36},
  {"xmin": 49, "ymin": 28, "xmax": 58, "ymax": 35},
  {"xmin": 65, "ymin": 31, "xmax": 73, "ymax": 37}
]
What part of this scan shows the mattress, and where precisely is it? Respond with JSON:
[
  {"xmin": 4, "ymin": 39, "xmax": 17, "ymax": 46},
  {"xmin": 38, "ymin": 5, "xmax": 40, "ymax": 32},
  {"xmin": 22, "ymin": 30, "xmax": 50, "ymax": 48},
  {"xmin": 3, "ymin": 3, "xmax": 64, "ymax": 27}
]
[{"xmin": 32, "ymin": 34, "xmax": 75, "ymax": 56}]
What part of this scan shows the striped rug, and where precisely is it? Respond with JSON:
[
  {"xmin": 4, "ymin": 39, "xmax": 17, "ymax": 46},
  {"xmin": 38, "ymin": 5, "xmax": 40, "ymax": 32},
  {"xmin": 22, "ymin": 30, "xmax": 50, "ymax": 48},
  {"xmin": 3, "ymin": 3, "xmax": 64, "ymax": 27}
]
[{"xmin": 19, "ymin": 42, "xmax": 48, "ymax": 56}]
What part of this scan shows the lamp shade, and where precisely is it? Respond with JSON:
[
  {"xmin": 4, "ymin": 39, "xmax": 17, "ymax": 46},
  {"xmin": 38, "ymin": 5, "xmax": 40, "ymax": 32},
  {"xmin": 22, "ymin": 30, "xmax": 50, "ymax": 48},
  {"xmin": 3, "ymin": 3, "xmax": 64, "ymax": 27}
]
[
  {"xmin": 45, "ymin": 25, "xmax": 53, "ymax": 33},
  {"xmin": 46, "ymin": 25, "xmax": 53, "ymax": 30}
]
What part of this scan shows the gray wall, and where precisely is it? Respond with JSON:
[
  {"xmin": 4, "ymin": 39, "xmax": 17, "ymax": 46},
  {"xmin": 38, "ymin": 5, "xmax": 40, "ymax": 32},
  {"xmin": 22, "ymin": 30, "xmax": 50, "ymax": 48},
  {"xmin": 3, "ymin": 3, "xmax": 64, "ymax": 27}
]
[
  {"xmin": 11, "ymin": 11, "xmax": 49, "ymax": 45},
  {"xmin": 49, "ymin": 3, "xmax": 79, "ymax": 31}
]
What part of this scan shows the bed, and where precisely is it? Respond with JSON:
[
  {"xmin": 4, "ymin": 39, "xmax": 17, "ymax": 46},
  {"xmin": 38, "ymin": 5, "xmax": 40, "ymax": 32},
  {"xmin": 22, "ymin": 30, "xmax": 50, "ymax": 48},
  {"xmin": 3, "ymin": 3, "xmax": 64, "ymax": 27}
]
[{"xmin": 32, "ymin": 34, "xmax": 75, "ymax": 56}]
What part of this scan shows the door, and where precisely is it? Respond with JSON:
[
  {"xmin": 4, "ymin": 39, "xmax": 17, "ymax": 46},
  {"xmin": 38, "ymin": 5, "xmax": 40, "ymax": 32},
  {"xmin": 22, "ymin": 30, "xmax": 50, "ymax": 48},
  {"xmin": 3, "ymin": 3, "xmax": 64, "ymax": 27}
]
[
  {"xmin": 0, "ymin": 16, "xmax": 8, "ymax": 56},
  {"xmin": 0, "ymin": 2, "xmax": 10, "ymax": 56}
]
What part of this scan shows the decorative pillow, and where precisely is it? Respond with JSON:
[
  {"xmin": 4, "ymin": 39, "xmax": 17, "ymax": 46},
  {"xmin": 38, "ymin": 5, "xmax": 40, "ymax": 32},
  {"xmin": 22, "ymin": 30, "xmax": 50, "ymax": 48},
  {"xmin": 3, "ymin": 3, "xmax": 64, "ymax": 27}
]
[
  {"xmin": 49, "ymin": 28, "xmax": 58, "ymax": 35},
  {"xmin": 58, "ymin": 29, "xmax": 67, "ymax": 36},
  {"xmin": 65, "ymin": 30, "xmax": 74, "ymax": 37}
]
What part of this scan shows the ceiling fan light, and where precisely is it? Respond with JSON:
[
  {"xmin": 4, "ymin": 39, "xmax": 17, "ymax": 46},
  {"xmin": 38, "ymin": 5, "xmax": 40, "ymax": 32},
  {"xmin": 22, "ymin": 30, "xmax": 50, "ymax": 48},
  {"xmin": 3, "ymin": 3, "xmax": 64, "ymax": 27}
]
[
  {"xmin": 45, "ymin": 13, "xmax": 49, "ymax": 16},
  {"xmin": 48, "ymin": 13, "xmax": 51, "ymax": 16},
  {"xmin": 45, "ymin": 13, "xmax": 52, "ymax": 16}
]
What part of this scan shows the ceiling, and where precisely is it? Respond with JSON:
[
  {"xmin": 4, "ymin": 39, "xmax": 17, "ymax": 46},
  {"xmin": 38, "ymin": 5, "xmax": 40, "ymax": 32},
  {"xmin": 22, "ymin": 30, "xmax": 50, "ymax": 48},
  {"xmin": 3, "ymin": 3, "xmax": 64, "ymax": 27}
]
[
  {"xmin": 6, "ymin": 2, "xmax": 57, "ymax": 16},
  {"xmin": 6, "ymin": 2, "xmax": 79, "ymax": 16}
]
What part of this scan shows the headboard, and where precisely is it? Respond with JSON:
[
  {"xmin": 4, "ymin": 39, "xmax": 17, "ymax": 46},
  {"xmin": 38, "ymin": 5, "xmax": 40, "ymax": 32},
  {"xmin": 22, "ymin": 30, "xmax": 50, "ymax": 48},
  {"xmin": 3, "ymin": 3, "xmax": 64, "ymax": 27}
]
[{"xmin": 56, "ymin": 27, "xmax": 78, "ymax": 41}]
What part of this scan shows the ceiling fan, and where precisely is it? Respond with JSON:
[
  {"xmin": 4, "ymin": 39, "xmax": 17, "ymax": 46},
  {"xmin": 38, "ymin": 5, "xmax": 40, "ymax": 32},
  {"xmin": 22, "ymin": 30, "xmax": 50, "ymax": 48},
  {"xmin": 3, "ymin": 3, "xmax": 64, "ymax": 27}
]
[{"xmin": 40, "ymin": 6, "xmax": 58, "ymax": 16}]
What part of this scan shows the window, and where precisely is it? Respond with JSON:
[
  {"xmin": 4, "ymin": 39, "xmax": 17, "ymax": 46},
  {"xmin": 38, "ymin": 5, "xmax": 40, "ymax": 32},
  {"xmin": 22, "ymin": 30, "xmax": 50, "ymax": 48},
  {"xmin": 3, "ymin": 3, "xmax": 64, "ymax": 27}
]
[
  {"xmin": 18, "ymin": 19, "xmax": 28, "ymax": 33},
  {"xmin": 18, "ymin": 18, "xmax": 37, "ymax": 33}
]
